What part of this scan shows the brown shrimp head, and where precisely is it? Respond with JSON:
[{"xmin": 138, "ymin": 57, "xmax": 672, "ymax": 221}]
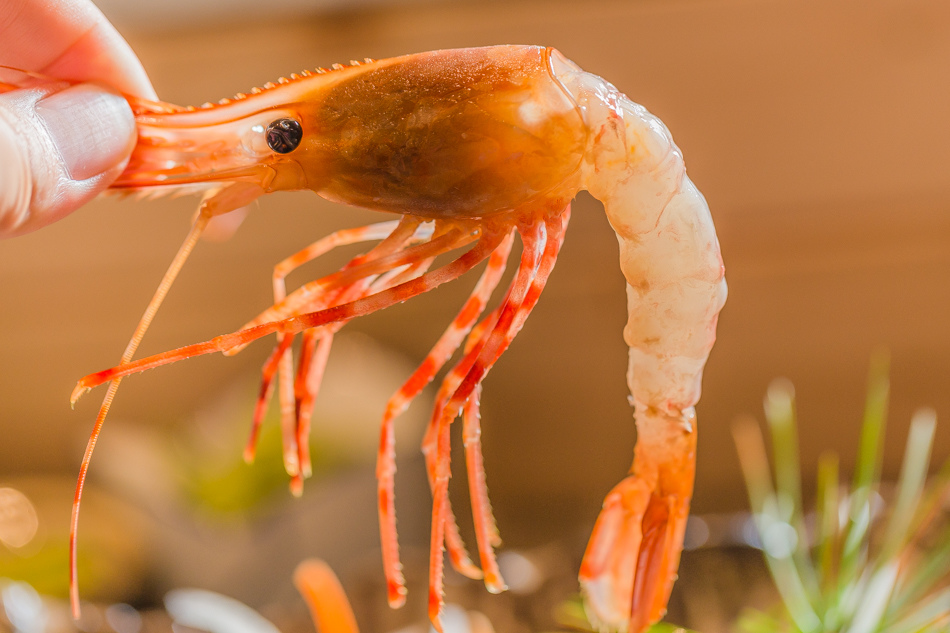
[{"xmin": 308, "ymin": 46, "xmax": 587, "ymax": 219}]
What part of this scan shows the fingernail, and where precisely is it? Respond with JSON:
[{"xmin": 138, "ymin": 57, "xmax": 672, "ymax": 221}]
[{"xmin": 36, "ymin": 84, "xmax": 135, "ymax": 181}]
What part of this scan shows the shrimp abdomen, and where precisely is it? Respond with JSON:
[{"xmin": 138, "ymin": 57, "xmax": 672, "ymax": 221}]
[{"xmin": 551, "ymin": 51, "xmax": 727, "ymax": 633}]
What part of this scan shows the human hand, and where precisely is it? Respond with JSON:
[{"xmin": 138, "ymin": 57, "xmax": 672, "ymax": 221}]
[{"xmin": 0, "ymin": 0, "xmax": 156, "ymax": 237}]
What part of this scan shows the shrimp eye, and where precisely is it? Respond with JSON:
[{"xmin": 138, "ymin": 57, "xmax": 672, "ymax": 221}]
[{"xmin": 266, "ymin": 118, "xmax": 302, "ymax": 153}]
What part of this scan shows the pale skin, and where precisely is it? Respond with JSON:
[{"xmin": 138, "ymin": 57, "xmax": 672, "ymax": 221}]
[{"xmin": 0, "ymin": 0, "xmax": 154, "ymax": 236}]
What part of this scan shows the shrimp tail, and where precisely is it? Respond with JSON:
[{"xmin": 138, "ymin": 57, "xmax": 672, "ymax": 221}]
[{"xmin": 579, "ymin": 410, "xmax": 696, "ymax": 633}]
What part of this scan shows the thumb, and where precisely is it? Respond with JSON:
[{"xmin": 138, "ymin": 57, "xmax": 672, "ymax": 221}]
[{"xmin": 0, "ymin": 83, "xmax": 136, "ymax": 237}]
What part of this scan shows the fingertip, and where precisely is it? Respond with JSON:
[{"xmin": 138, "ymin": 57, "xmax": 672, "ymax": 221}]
[
  {"xmin": 35, "ymin": 4, "xmax": 157, "ymax": 101},
  {"xmin": 0, "ymin": 83, "xmax": 137, "ymax": 238},
  {"xmin": 0, "ymin": 105, "xmax": 33, "ymax": 234},
  {"xmin": 37, "ymin": 84, "xmax": 136, "ymax": 182}
]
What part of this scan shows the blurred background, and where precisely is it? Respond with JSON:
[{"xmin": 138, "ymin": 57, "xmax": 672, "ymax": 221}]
[{"xmin": 2, "ymin": 0, "xmax": 950, "ymax": 631}]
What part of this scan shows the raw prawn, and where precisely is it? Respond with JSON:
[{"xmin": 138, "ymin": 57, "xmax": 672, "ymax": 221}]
[{"xmin": 20, "ymin": 46, "xmax": 725, "ymax": 633}]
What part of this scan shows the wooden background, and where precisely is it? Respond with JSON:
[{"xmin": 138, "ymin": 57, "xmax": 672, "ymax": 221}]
[{"xmin": 1, "ymin": 0, "xmax": 949, "ymax": 627}]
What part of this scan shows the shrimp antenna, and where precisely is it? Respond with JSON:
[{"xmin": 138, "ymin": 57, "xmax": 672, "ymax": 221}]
[{"xmin": 69, "ymin": 209, "xmax": 213, "ymax": 618}]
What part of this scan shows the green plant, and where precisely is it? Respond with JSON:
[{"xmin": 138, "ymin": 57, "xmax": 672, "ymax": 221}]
[{"xmin": 734, "ymin": 355, "xmax": 950, "ymax": 633}]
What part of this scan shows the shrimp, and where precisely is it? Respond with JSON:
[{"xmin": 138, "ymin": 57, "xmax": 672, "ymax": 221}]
[{"xmin": 33, "ymin": 46, "xmax": 725, "ymax": 633}]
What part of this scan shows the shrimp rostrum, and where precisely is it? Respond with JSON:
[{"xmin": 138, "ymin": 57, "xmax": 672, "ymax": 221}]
[{"xmin": 58, "ymin": 46, "xmax": 726, "ymax": 632}]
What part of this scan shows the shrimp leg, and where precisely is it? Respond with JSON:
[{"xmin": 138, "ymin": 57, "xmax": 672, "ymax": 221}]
[
  {"xmin": 245, "ymin": 332, "xmax": 296, "ymax": 463},
  {"xmin": 290, "ymin": 248, "xmax": 437, "ymax": 488},
  {"xmin": 68, "ymin": 183, "xmax": 266, "ymax": 617},
  {"xmin": 378, "ymin": 230, "xmax": 514, "ymax": 607},
  {"xmin": 417, "ymin": 228, "xmax": 543, "ymax": 601},
  {"xmin": 427, "ymin": 208, "xmax": 569, "ymax": 628},
  {"xmin": 240, "ymin": 219, "xmax": 441, "ymax": 477},
  {"xmin": 292, "ymin": 330, "xmax": 333, "ymax": 483},
  {"xmin": 462, "ymin": 383, "xmax": 503, "ymax": 589},
  {"xmin": 72, "ymin": 228, "xmax": 508, "ymax": 399},
  {"xmin": 241, "ymin": 221, "xmax": 397, "ymax": 471},
  {"xmin": 267, "ymin": 218, "xmax": 423, "ymax": 481},
  {"xmin": 287, "ymin": 222, "xmax": 444, "ymax": 488}
]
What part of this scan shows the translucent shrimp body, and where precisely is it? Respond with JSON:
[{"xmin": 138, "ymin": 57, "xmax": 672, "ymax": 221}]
[
  {"xmin": 61, "ymin": 46, "xmax": 725, "ymax": 633},
  {"xmin": 555, "ymin": 56, "xmax": 727, "ymax": 632}
]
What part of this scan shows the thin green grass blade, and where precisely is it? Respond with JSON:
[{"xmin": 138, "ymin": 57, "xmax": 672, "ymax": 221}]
[
  {"xmin": 735, "ymin": 415, "xmax": 777, "ymax": 516},
  {"xmin": 838, "ymin": 353, "xmax": 889, "ymax": 597},
  {"xmin": 885, "ymin": 586, "xmax": 950, "ymax": 633},
  {"xmin": 833, "ymin": 492, "xmax": 872, "ymax": 623},
  {"xmin": 765, "ymin": 379, "xmax": 805, "ymax": 524},
  {"xmin": 851, "ymin": 351, "xmax": 890, "ymax": 492},
  {"xmin": 879, "ymin": 409, "xmax": 936, "ymax": 562},
  {"xmin": 735, "ymin": 413, "xmax": 821, "ymax": 633},
  {"xmin": 886, "ymin": 433, "xmax": 950, "ymax": 618},
  {"xmin": 885, "ymin": 452, "xmax": 950, "ymax": 621},
  {"xmin": 815, "ymin": 453, "xmax": 840, "ymax": 603},
  {"xmin": 840, "ymin": 409, "xmax": 937, "ymax": 632},
  {"xmin": 843, "ymin": 563, "xmax": 899, "ymax": 633},
  {"xmin": 899, "ymin": 452, "xmax": 950, "ymax": 551},
  {"xmin": 890, "ymin": 544, "xmax": 950, "ymax": 620},
  {"xmin": 765, "ymin": 380, "xmax": 822, "ymax": 604}
]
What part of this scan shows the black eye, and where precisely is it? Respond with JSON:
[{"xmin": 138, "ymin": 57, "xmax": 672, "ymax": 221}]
[{"xmin": 266, "ymin": 118, "xmax": 302, "ymax": 153}]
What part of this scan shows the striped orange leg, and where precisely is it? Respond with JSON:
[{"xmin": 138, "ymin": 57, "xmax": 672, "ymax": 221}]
[
  {"xmin": 292, "ymin": 255, "xmax": 439, "ymax": 491},
  {"xmin": 68, "ymin": 226, "xmax": 497, "ymax": 620},
  {"xmin": 69, "ymin": 211, "xmax": 216, "ymax": 619},
  {"xmin": 243, "ymin": 221, "xmax": 399, "ymax": 474},
  {"xmin": 425, "ymin": 220, "xmax": 545, "ymax": 628},
  {"xmin": 244, "ymin": 332, "xmax": 296, "ymax": 463},
  {"xmin": 427, "ymin": 208, "xmax": 570, "ymax": 629},
  {"xmin": 236, "ymin": 220, "xmax": 447, "ymax": 336},
  {"xmin": 245, "ymin": 220, "xmax": 441, "ymax": 485},
  {"xmin": 415, "ymin": 233, "xmax": 532, "ymax": 596},
  {"xmin": 285, "ymin": 222, "xmax": 445, "ymax": 490},
  {"xmin": 419, "ymin": 303, "xmax": 504, "ymax": 586},
  {"xmin": 290, "ymin": 253, "xmax": 440, "ymax": 493},
  {"xmin": 461, "ymin": 382, "xmax": 505, "ymax": 591},
  {"xmin": 367, "ymin": 253, "xmax": 437, "ymax": 298},
  {"xmin": 448, "ymin": 291, "xmax": 527, "ymax": 596},
  {"xmin": 69, "ymin": 227, "xmax": 505, "ymax": 625},
  {"xmin": 377, "ymin": 231, "xmax": 514, "ymax": 607},
  {"xmin": 268, "ymin": 219, "xmax": 423, "ymax": 477},
  {"xmin": 73, "ymin": 227, "xmax": 508, "ymax": 403},
  {"xmin": 291, "ymin": 330, "xmax": 332, "ymax": 483}
]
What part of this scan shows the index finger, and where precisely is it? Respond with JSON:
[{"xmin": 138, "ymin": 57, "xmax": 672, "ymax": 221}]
[{"xmin": 0, "ymin": 0, "xmax": 156, "ymax": 99}]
